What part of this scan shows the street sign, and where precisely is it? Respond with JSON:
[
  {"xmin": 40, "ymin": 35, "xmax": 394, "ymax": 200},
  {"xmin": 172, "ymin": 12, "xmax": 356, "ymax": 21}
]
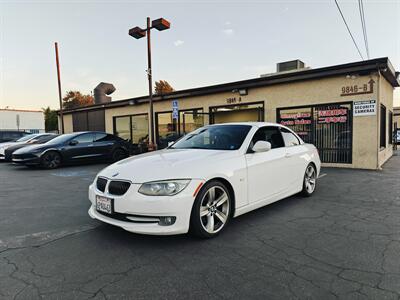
[{"xmin": 172, "ymin": 100, "xmax": 179, "ymax": 120}]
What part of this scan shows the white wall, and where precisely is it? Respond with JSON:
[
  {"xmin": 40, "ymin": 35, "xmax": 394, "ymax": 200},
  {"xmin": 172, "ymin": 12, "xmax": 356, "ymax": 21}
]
[{"xmin": 0, "ymin": 110, "xmax": 45, "ymax": 132}]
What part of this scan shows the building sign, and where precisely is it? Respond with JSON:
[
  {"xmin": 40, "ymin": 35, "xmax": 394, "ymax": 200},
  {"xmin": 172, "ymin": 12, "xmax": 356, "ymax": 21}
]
[
  {"xmin": 226, "ymin": 97, "xmax": 242, "ymax": 104},
  {"xmin": 172, "ymin": 100, "xmax": 179, "ymax": 120},
  {"xmin": 279, "ymin": 112, "xmax": 312, "ymax": 126},
  {"xmin": 340, "ymin": 79, "xmax": 375, "ymax": 96},
  {"xmin": 353, "ymin": 100, "xmax": 376, "ymax": 116},
  {"xmin": 317, "ymin": 108, "xmax": 348, "ymax": 124}
]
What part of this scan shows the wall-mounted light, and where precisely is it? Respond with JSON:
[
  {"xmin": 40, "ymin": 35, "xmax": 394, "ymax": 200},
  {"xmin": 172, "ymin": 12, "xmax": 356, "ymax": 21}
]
[{"xmin": 238, "ymin": 88, "xmax": 248, "ymax": 96}]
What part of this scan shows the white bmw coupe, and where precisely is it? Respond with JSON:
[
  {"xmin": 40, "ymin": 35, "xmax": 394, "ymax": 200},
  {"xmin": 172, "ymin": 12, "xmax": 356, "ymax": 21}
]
[{"xmin": 88, "ymin": 122, "xmax": 320, "ymax": 238}]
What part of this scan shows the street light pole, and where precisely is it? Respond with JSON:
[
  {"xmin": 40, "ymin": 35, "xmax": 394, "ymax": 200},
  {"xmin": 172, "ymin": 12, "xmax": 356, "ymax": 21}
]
[
  {"xmin": 146, "ymin": 17, "xmax": 155, "ymax": 151},
  {"xmin": 129, "ymin": 17, "xmax": 170, "ymax": 151},
  {"xmin": 54, "ymin": 42, "xmax": 64, "ymax": 134}
]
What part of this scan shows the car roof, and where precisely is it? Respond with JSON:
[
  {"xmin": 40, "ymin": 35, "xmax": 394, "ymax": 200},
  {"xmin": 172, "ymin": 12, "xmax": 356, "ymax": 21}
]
[{"xmin": 207, "ymin": 122, "xmax": 283, "ymax": 128}]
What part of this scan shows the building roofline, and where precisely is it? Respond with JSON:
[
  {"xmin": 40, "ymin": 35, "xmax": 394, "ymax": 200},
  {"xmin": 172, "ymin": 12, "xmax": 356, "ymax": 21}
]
[
  {"xmin": 60, "ymin": 57, "xmax": 399, "ymax": 114},
  {"xmin": 0, "ymin": 108, "xmax": 43, "ymax": 113}
]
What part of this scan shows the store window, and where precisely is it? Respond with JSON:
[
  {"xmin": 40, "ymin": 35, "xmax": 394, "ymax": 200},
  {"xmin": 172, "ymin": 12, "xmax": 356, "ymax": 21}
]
[
  {"xmin": 113, "ymin": 114, "xmax": 149, "ymax": 154},
  {"xmin": 210, "ymin": 102, "xmax": 264, "ymax": 124},
  {"xmin": 156, "ymin": 108, "xmax": 204, "ymax": 149},
  {"xmin": 114, "ymin": 116, "xmax": 131, "ymax": 142},
  {"xmin": 278, "ymin": 102, "xmax": 353, "ymax": 164},
  {"xmin": 380, "ymin": 105, "xmax": 386, "ymax": 148}
]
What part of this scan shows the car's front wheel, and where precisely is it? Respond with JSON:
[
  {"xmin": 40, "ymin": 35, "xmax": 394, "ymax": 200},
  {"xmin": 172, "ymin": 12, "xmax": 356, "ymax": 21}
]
[
  {"xmin": 190, "ymin": 180, "xmax": 232, "ymax": 238},
  {"xmin": 301, "ymin": 164, "xmax": 317, "ymax": 196},
  {"xmin": 41, "ymin": 151, "xmax": 61, "ymax": 169}
]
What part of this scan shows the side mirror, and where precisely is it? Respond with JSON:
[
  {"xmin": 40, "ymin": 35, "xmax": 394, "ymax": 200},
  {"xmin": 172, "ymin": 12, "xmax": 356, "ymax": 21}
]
[
  {"xmin": 252, "ymin": 141, "xmax": 271, "ymax": 153},
  {"xmin": 69, "ymin": 140, "xmax": 78, "ymax": 146}
]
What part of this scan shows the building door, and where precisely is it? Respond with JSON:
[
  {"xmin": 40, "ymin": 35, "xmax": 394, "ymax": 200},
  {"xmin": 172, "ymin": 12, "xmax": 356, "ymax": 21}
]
[
  {"xmin": 210, "ymin": 102, "xmax": 264, "ymax": 124},
  {"xmin": 313, "ymin": 104, "xmax": 352, "ymax": 164}
]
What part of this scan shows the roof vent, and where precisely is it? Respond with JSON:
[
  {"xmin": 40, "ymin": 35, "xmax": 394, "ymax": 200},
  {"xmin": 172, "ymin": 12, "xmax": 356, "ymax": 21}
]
[{"xmin": 94, "ymin": 82, "xmax": 116, "ymax": 104}]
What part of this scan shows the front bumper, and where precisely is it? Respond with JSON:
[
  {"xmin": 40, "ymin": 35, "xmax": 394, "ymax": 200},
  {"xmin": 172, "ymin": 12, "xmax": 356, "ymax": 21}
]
[
  {"xmin": 88, "ymin": 179, "xmax": 203, "ymax": 235},
  {"xmin": 12, "ymin": 154, "xmax": 41, "ymax": 165}
]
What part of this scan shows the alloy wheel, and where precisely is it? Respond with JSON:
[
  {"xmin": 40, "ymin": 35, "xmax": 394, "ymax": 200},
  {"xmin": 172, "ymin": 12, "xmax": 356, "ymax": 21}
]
[
  {"xmin": 43, "ymin": 152, "xmax": 61, "ymax": 169},
  {"xmin": 199, "ymin": 186, "xmax": 230, "ymax": 234},
  {"xmin": 304, "ymin": 165, "xmax": 316, "ymax": 194}
]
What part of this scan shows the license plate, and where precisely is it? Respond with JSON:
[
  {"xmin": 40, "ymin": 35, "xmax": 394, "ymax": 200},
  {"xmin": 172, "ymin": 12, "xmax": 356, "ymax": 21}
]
[{"xmin": 96, "ymin": 195, "xmax": 113, "ymax": 214}]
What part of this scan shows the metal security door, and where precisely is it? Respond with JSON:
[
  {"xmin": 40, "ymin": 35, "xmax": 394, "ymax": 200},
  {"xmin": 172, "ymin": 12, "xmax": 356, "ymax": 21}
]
[{"xmin": 312, "ymin": 103, "xmax": 352, "ymax": 164}]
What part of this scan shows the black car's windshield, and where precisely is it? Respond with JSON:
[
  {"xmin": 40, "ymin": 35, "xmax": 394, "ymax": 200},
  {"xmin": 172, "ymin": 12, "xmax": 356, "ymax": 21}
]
[
  {"xmin": 45, "ymin": 133, "xmax": 76, "ymax": 145},
  {"xmin": 171, "ymin": 125, "xmax": 251, "ymax": 150},
  {"xmin": 16, "ymin": 134, "xmax": 38, "ymax": 142}
]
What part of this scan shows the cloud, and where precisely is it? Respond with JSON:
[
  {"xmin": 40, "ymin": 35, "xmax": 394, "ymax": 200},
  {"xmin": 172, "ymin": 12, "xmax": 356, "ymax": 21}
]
[
  {"xmin": 221, "ymin": 28, "xmax": 234, "ymax": 36},
  {"xmin": 174, "ymin": 40, "xmax": 184, "ymax": 47}
]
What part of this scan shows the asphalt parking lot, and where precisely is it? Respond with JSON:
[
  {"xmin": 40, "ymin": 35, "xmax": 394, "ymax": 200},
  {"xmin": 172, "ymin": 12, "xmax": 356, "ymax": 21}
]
[{"xmin": 0, "ymin": 156, "xmax": 400, "ymax": 300}]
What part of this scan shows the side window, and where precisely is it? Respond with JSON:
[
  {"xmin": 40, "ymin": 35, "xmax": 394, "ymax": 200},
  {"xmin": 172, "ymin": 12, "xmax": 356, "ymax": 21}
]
[
  {"xmin": 74, "ymin": 133, "xmax": 94, "ymax": 144},
  {"xmin": 251, "ymin": 126, "xmax": 285, "ymax": 149},
  {"xmin": 94, "ymin": 133, "xmax": 115, "ymax": 142},
  {"xmin": 281, "ymin": 128, "xmax": 300, "ymax": 147}
]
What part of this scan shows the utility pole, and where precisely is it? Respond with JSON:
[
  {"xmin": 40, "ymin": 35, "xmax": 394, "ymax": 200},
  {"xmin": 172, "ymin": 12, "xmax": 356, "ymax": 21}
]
[{"xmin": 54, "ymin": 42, "xmax": 64, "ymax": 134}]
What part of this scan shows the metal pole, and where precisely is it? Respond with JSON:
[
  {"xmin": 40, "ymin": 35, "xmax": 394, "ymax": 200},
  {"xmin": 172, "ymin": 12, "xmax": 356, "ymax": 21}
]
[
  {"xmin": 146, "ymin": 17, "xmax": 155, "ymax": 150},
  {"xmin": 54, "ymin": 42, "xmax": 64, "ymax": 134}
]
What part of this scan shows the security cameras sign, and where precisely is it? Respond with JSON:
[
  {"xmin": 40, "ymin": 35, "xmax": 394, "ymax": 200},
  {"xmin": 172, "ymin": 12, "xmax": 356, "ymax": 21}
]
[
  {"xmin": 172, "ymin": 100, "xmax": 179, "ymax": 120},
  {"xmin": 353, "ymin": 100, "xmax": 376, "ymax": 116}
]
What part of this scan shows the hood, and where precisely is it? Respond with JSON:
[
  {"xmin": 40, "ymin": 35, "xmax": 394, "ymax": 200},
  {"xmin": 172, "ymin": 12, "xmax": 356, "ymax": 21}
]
[
  {"xmin": 98, "ymin": 148, "xmax": 239, "ymax": 183},
  {"xmin": 0, "ymin": 142, "xmax": 23, "ymax": 154},
  {"xmin": 13, "ymin": 143, "xmax": 53, "ymax": 155}
]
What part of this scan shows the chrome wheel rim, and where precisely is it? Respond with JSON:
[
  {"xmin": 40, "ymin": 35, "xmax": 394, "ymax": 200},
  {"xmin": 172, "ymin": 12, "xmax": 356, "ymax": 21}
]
[
  {"xmin": 305, "ymin": 165, "xmax": 316, "ymax": 193},
  {"xmin": 200, "ymin": 186, "xmax": 229, "ymax": 234}
]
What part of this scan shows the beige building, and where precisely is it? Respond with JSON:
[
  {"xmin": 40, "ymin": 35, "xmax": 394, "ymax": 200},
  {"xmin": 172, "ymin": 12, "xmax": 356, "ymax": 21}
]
[{"xmin": 59, "ymin": 58, "xmax": 399, "ymax": 170}]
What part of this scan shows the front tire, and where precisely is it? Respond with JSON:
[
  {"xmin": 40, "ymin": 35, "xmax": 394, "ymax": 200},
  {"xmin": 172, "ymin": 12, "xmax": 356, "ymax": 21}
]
[
  {"xmin": 190, "ymin": 180, "xmax": 232, "ymax": 238},
  {"xmin": 112, "ymin": 148, "xmax": 127, "ymax": 162},
  {"xmin": 40, "ymin": 151, "xmax": 61, "ymax": 169},
  {"xmin": 301, "ymin": 164, "xmax": 317, "ymax": 197}
]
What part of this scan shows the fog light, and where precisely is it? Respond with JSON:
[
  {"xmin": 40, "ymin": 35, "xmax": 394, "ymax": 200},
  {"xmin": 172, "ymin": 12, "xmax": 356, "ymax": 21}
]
[{"xmin": 158, "ymin": 216, "xmax": 176, "ymax": 226}]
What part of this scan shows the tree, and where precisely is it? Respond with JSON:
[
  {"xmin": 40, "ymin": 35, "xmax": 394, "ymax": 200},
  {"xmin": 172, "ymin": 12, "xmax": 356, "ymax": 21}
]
[
  {"xmin": 154, "ymin": 80, "xmax": 174, "ymax": 95},
  {"xmin": 62, "ymin": 91, "xmax": 94, "ymax": 109},
  {"xmin": 42, "ymin": 107, "xmax": 58, "ymax": 132}
]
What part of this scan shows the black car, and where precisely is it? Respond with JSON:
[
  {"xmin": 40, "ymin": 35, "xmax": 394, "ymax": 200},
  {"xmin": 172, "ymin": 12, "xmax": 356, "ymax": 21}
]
[
  {"xmin": 4, "ymin": 133, "xmax": 58, "ymax": 162},
  {"xmin": 0, "ymin": 130, "xmax": 28, "ymax": 143},
  {"xmin": 12, "ymin": 131, "xmax": 131, "ymax": 169}
]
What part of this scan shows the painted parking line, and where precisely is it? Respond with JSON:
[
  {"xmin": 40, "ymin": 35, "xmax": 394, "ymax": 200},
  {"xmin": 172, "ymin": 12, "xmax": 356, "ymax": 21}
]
[{"xmin": 318, "ymin": 173, "xmax": 327, "ymax": 179}]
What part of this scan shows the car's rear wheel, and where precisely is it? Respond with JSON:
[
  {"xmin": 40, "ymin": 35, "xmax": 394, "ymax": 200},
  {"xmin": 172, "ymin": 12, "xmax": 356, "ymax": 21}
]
[
  {"xmin": 41, "ymin": 151, "xmax": 61, "ymax": 169},
  {"xmin": 190, "ymin": 181, "xmax": 231, "ymax": 238},
  {"xmin": 301, "ymin": 164, "xmax": 317, "ymax": 196},
  {"xmin": 112, "ymin": 148, "xmax": 127, "ymax": 162}
]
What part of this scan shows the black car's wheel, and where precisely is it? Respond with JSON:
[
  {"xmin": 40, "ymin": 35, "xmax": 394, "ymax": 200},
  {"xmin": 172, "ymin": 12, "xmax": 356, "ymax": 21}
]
[
  {"xmin": 112, "ymin": 148, "xmax": 127, "ymax": 162},
  {"xmin": 40, "ymin": 151, "xmax": 61, "ymax": 169},
  {"xmin": 301, "ymin": 163, "xmax": 317, "ymax": 197},
  {"xmin": 190, "ymin": 180, "xmax": 232, "ymax": 238}
]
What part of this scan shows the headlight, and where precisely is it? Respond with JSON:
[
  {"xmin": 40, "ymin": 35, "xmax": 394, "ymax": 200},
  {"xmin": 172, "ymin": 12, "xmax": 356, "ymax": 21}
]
[{"xmin": 138, "ymin": 179, "xmax": 190, "ymax": 196}]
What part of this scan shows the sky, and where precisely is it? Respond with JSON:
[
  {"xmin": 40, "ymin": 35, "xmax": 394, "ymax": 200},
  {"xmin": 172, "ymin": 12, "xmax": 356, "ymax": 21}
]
[{"xmin": 0, "ymin": 0, "xmax": 399, "ymax": 110}]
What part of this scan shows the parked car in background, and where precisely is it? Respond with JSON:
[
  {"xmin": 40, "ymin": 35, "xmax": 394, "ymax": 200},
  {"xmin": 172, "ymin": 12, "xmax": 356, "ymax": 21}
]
[
  {"xmin": 12, "ymin": 131, "xmax": 131, "ymax": 169},
  {"xmin": 3, "ymin": 134, "xmax": 58, "ymax": 161},
  {"xmin": 0, "ymin": 130, "xmax": 28, "ymax": 143},
  {"xmin": 0, "ymin": 133, "xmax": 46, "ymax": 160},
  {"xmin": 88, "ymin": 122, "xmax": 321, "ymax": 238}
]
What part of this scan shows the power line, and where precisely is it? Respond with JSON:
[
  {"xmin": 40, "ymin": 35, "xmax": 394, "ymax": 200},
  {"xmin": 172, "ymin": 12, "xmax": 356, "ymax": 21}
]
[
  {"xmin": 334, "ymin": 0, "xmax": 364, "ymax": 60},
  {"xmin": 358, "ymin": 0, "xmax": 370, "ymax": 59}
]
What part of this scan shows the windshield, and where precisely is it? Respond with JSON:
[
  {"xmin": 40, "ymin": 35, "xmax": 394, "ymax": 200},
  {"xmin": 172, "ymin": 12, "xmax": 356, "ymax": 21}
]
[
  {"xmin": 45, "ymin": 133, "xmax": 75, "ymax": 145},
  {"xmin": 171, "ymin": 125, "xmax": 251, "ymax": 150},
  {"xmin": 16, "ymin": 134, "xmax": 38, "ymax": 142}
]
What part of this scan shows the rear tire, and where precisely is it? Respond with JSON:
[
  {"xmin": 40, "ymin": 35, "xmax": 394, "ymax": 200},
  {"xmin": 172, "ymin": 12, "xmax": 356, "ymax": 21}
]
[
  {"xmin": 190, "ymin": 180, "xmax": 232, "ymax": 238},
  {"xmin": 40, "ymin": 151, "xmax": 61, "ymax": 169},
  {"xmin": 301, "ymin": 164, "xmax": 317, "ymax": 197},
  {"xmin": 111, "ymin": 148, "xmax": 127, "ymax": 162}
]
